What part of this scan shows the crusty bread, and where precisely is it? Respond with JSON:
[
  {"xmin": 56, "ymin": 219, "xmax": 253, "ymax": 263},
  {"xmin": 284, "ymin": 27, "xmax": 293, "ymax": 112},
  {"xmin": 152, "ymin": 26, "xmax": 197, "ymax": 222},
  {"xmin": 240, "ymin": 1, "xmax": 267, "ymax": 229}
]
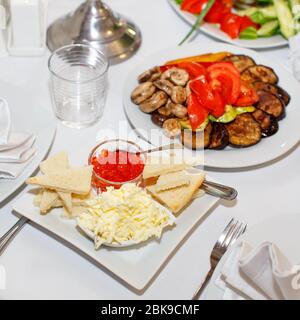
[
  {"xmin": 62, "ymin": 205, "xmax": 88, "ymax": 218},
  {"xmin": 34, "ymin": 191, "xmax": 94, "ymax": 208},
  {"xmin": 143, "ymin": 163, "xmax": 188, "ymax": 179},
  {"xmin": 155, "ymin": 170, "xmax": 190, "ymax": 192},
  {"xmin": 40, "ymin": 152, "xmax": 69, "ymax": 174},
  {"xmin": 27, "ymin": 166, "xmax": 93, "ymax": 194},
  {"xmin": 146, "ymin": 169, "xmax": 206, "ymax": 214},
  {"xmin": 39, "ymin": 189, "xmax": 59, "ymax": 213},
  {"xmin": 57, "ymin": 191, "xmax": 72, "ymax": 213}
]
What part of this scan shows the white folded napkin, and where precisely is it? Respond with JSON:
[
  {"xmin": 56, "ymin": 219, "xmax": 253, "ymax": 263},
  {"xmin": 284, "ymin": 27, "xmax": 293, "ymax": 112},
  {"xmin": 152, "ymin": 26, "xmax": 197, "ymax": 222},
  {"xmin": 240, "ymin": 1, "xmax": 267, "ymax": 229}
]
[
  {"xmin": 289, "ymin": 33, "xmax": 300, "ymax": 81},
  {"xmin": 217, "ymin": 241, "xmax": 300, "ymax": 300},
  {"xmin": 0, "ymin": 98, "xmax": 10, "ymax": 145},
  {"xmin": 0, "ymin": 151, "xmax": 36, "ymax": 179},
  {"xmin": 0, "ymin": 135, "xmax": 35, "ymax": 163}
]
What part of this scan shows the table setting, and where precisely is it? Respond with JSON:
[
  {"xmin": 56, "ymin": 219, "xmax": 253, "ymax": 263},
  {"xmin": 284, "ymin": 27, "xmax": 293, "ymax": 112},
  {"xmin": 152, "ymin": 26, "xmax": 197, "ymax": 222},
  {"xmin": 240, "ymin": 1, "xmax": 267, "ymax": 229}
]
[{"xmin": 0, "ymin": 0, "xmax": 300, "ymax": 301}]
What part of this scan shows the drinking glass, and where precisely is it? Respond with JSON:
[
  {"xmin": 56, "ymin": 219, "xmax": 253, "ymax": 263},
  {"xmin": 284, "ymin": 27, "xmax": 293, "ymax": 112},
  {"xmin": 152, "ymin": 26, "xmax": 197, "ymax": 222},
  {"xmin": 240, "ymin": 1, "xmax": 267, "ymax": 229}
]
[{"xmin": 48, "ymin": 44, "xmax": 108, "ymax": 128}]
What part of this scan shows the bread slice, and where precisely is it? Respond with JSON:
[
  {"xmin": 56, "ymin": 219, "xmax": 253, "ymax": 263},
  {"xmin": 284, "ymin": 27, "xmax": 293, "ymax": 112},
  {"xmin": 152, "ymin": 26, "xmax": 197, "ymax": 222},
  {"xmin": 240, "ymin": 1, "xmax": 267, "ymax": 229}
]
[
  {"xmin": 40, "ymin": 152, "xmax": 69, "ymax": 174},
  {"xmin": 62, "ymin": 206, "xmax": 88, "ymax": 218},
  {"xmin": 146, "ymin": 169, "xmax": 206, "ymax": 214},
  {"xmin": 57, "ymin": 191, "xmax": 72, "ymax": 213},
  {"xmin": 27, "ymin": 166, "xmax": 93, "ymax": 194},
  {"xmin": 155, "ymin": 170, "xmax": 190, "ymax": 192},
  {"xmin": 34, "ymin": 191, "xmax": 94, "ymax": 208},
  {"xmin": 39, "ymin": 189, "xmax": 59, "ymax": 213}
]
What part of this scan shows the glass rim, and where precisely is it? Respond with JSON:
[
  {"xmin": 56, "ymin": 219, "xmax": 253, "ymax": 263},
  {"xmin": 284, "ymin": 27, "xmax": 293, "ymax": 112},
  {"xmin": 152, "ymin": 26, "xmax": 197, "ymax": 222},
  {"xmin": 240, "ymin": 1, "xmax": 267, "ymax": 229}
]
[
  {"xmin": 48, "ymin": 43, "xmax": 109, "ymax": 84},
  {"xmin": 88, "ymin": 139, "xmax": 146, "ymax": 185}
]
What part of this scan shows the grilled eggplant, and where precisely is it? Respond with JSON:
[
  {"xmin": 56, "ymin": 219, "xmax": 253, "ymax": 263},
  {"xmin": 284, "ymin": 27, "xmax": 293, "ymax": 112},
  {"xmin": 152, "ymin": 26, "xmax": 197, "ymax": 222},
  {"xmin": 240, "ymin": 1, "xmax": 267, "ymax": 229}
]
[
  {"xmin": 151, "ymin": 112, "xmax": 169, "ymax": 127},
  {"xmin": 252, "ymin": 109, "xmax": 279, "ymax": 137},
  {"xmin": 226, "ymin": 114, "xmax": 261, "ymax": 147},
  {"xmin": 256, "ymin": 90, "xmax": 285, "ymax": 120},
  {"xmin": 224, "ymin": 54, "xmax": 256, "ymax": 73},
  {"xmin": 241, "ymin": 65, "xmax": 278, "ymax": 84},
  {"xmin": 180, "ymin": 122, "xmax": 212, "ymax": 149},
  {"xmin": 253, "ymin": 81, "xmax": 290, "ymax": 106},
  {"xmin": 208, "ymin": 123, "xmax": 229, "ymax": 150}
]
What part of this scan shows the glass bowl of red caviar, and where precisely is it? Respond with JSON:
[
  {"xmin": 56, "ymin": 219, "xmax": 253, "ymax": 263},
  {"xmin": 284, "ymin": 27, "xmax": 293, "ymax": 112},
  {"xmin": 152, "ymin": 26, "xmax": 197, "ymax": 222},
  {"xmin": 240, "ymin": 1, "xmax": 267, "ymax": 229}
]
[{"xmin": 88, "ymin": 139, "xmax": 146, "ymax": 192}]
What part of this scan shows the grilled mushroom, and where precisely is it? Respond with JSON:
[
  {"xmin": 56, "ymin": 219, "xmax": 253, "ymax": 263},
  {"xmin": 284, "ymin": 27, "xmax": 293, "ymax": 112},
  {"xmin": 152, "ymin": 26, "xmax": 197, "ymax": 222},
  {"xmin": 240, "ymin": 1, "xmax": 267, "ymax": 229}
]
[
  {"xmin": 154, "ymin": 79, "xmax": 174, "ymax": 96},
  {"xmin": 161, "ymin": 68, "xmax": 189, "ymax": 86},
  {"xmin": 131, "ymin": 82, "xmax": 156, "ymax": 105},
  {"xmin": 171, "ymin": 86, "xmax": 187, "ymax": 104},
  {"xmin": 139, "ymin": 91, "xmax": 168, "ymax": 113},
  {"xmin": 138, "ymin": 66, "xmax": 161, "ymax": 83},
  {"xmin": 162, "ymin": 118, "xmax": 182, "ymax": 138},
  {"xmin": 171, "ymin": 104, "xmax": 187, "ymax": 118}
]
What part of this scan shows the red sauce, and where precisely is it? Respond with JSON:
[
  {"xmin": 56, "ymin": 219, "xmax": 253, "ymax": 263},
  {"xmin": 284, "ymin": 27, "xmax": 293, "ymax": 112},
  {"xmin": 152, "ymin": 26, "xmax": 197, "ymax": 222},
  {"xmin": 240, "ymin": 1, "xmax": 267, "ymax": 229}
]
[{"xmin": 90, "ymin": 149, "xmax": 145, "ymax": 190}]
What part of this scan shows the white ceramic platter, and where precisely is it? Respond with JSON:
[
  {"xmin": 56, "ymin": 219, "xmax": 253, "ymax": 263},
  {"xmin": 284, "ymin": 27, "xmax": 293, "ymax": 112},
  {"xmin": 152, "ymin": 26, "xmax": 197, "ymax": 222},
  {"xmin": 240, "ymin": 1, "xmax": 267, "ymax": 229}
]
[
  {"xmin": 123, "ymin": 42, "xmax": 300, "ymax": 169},
  {"xmin": 168, "ymin": 0, "xmax": 288, "ymax": 49},
  {"xmin": 205, "ymin": 213, "xmax": 300, "ymax": 300},
  {"xmin": 12, "ymin": 184, "xmax": 219, "ymax": 291}
]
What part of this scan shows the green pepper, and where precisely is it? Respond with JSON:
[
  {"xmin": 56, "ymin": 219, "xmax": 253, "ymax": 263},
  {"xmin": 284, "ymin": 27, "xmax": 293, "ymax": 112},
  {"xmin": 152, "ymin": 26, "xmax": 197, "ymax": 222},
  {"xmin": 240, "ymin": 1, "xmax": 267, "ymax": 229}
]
[{"xmin": 209, "ymin": 105, "xmax": 256, "ymax": 123}]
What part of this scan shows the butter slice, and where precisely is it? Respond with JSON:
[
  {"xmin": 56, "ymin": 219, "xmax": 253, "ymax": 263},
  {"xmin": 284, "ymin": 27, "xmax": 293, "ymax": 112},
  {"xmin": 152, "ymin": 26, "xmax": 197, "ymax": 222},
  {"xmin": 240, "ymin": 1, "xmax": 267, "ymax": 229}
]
[{"xmin": 155, "ymin": 170, "xmax": 190, "ymax": 192}]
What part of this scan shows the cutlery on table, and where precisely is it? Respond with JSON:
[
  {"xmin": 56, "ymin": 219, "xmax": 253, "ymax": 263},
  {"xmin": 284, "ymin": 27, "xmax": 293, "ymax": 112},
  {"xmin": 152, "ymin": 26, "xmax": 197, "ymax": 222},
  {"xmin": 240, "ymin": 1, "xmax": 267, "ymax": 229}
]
[
  {"xmin": 192, "ymin": 218, "xmax": 247, "ymax": 300},
  {"xmin": 0, "ymin": 216, "xmax": 27, "ymax": 255}
]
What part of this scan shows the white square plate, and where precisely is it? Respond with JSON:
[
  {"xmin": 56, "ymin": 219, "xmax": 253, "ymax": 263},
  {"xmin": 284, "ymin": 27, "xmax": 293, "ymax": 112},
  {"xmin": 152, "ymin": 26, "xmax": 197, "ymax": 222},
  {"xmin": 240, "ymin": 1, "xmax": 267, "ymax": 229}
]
[{"xmin": 12, "ymin": 186, "xmax": 219, "ymax": 290}]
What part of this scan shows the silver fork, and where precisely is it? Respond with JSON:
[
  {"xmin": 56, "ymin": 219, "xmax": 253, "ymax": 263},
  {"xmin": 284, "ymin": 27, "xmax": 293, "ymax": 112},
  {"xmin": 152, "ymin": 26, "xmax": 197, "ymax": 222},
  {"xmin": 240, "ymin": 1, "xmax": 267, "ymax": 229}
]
[{"xmin": 192, "ymin": 218, "xmax": 247, "ymax": 300}]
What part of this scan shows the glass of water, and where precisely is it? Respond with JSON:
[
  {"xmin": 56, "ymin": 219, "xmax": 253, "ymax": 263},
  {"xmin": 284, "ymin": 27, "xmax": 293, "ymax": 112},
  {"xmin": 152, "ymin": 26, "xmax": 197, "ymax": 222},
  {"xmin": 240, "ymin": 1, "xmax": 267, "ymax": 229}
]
[{"xmin": 48, "ymin": 44, "xmax": 108, "ymax": 128}]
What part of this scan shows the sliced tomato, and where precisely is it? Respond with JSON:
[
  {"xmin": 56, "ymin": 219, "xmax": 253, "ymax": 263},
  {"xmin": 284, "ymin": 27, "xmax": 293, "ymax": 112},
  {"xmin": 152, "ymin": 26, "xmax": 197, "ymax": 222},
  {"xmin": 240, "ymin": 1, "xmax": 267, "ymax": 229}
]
[
  {"xmin": 189, "ymin": 75, "xmax": 216, "ymax": 110},
  {"xmin": 240, "ymin": 16, "xmax": 260, "ymax": 32},
  {"xmin": 210, "ymin": 91, "xmax": 226, "ymax": 118},
  {"xmin": 187, "ymin": 93, "xmax": 209, "ymax": 131},
  {"xmin": 207, "ymin": 62, "xmax": 240, "ymax": 77},
  {"xmin": 181, "ymin": 0, "xmax": 207, "ymax": 14},
  {"xmin": 220, "ymin": 13, "xmax": 242, "ymax": 39},
  {"xmin": 235, "ymin": 82, "xmax": 259, "ymax": 106},
  {"xmin": 204, "ymin": 0, "xmax": 231, "ymax": 23},
  {"xmin": 207, "ymin": 64, "xmax": 241, "ymax": 105},
  {"xmin": 177, "ymin": 62, "xmax": 206, "ymax": 79}
]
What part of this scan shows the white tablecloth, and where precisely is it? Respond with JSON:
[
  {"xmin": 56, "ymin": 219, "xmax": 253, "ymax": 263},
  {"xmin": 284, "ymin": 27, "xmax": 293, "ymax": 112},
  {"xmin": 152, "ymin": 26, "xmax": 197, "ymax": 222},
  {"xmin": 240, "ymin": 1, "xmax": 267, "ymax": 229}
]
[{"xmin": 0, "ymin": 0, "xmax": 299, "ymax": 300}]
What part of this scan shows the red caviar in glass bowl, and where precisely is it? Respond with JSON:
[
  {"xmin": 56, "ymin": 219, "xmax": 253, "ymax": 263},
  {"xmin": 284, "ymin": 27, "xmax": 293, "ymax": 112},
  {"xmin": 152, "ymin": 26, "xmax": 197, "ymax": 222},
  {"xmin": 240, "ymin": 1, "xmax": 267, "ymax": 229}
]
[{"xmin": 88, "ymin": 139, "xmax": 145, "ymax": 192}]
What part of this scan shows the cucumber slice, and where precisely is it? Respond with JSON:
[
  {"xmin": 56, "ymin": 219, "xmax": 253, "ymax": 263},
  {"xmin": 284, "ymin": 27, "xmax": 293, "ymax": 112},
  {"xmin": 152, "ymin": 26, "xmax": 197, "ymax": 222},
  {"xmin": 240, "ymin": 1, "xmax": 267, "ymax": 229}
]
[
  {"xmin": 250, "ymin": 11, "xmax": 268, "ymax": 24},
  {"xmin": 239, "ymin": 27, "xmax": 258, "ymax": 39},
  {"xmin": 259, "ymin": 6, "xmax": 278, "ymax": 20},
  {"xmin": 257, "ymin": 20, "xmax": 280, "ymax": 37},
  {"xmin": 179, "ymin": 117, "xmax": 209, "ymax": 131},
  {"xmin": 273, "ymin": 0, "xmax": 295, "ymax": 39},
  {"xmin": 209, "ymin": 105, "xmax": 256, "ymax": 123}
]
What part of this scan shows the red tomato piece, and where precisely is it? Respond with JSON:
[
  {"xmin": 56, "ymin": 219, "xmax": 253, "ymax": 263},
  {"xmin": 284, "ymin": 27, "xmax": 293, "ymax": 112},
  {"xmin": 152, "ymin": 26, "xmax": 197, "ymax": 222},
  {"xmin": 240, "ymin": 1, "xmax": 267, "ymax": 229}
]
[
  {"xmin": 207, "ymin": 63, "xmax": 241, "ymax": 105},
  {"xmin": 220, "ymin": 13, "xmax": 242, "ymax": 39},
  {"xmin": 235, "ymin": 82, "xmax": 259, "ymax": 106},
  {"xmin": 177, "ymin": 61, "xmax": 207, "ymax": 79},
  {"xmin": 210, "ymin": 91, "xmax": 226, "ymax": 118},
  {"xmin": 207, "ymin": 62, "xmax": 240, "ymax": 77},
  {"xmin": 189, "ymin": 75, "xmax": 216, "ymax": 110},
  {"xmin": 240, "ymin": 16, "xmax": 260, "ymax": 32},
  {"xmin": 187, "ymin": 93, "xmax": 209, "ymax": 131},
  {"xmin": 181, "ymin": 0, "xmax": 207, "ymax": 14},
  {"xmin": 204, "ymin": 0, "xmax": 231, "ymax": 23}
]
